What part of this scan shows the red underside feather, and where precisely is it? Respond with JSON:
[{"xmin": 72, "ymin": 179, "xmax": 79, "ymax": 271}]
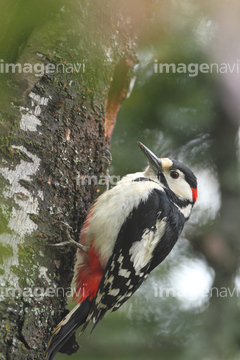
[{"xmin": 73, "ymin": 243, "xmax": 103, "ymax": 303}]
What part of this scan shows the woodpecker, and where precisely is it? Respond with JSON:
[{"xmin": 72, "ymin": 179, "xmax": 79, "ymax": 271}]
[{"xmin": 46, "ymin": 142, "xmax": 197, "ymax": 360}]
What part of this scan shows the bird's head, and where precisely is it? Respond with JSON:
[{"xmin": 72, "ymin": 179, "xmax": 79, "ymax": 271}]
[{"xmin": 138, "ymin": 142, "xmax": 198, "ymax": 204}]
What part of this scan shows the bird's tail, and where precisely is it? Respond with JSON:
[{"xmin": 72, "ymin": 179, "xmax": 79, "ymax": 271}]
[{"xmin": 46, "ymin": 298, "xmax": 92, "ymax": 360}]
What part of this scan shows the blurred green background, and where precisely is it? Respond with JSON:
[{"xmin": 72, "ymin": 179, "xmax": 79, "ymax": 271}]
[{"xmin": 1, "ymin": 0, "xmax": 240, "ymax": 359}]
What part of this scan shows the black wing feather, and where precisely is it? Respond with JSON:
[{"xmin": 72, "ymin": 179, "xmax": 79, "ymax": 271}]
[{"xmin": 87, "ymin": 188, "xmax": 185, "ymax": 331}]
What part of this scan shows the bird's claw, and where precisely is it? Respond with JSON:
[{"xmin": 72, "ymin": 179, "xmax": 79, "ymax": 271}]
[
  {"xmin": 101, "ymin": 149, "xmax": 112, "ymax": 191},
  {"xmin": 48, "ymin": 221, "xmax": 89, "ymax": 252}
]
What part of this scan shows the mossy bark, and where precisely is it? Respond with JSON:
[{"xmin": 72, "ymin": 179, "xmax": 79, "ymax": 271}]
[{"xmin": 0, "ymin": 1, "xmax": 137, "ymax": 358}]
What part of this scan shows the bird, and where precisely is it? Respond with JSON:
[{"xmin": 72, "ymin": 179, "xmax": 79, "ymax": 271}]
[{"xmin": 46, "ymin": 141, "xmax": 198, "ymax": 360}]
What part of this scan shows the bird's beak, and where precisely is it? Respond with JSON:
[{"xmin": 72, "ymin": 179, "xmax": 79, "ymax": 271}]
[{"xmin": 138, "ymin": 142, "xmax": 162, "ymax": 172}]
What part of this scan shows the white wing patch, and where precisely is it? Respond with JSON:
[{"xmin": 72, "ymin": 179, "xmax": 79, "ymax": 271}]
[
  {"xmin": 118, "ymin": 268, "xmax": 131, "ymax": 278},
  {"xmin": 108, "ymin": 288, "xmax": 120, "ymax": 296},
  {"xmin": 129, "ymin": 218, "xmax": 167, "ymax": 273}
]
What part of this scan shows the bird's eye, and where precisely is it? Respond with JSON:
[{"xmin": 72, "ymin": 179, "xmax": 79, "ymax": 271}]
[{"xmin": 170, "ymin": 171, "xmax": 179, "ymax": 179}]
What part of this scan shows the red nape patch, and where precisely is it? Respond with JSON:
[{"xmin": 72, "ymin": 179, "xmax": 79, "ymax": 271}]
[
  {"xmin": 73, "ymin": 245, "xmax": 103, "ymax": 303},
  {"xmin": 191, "ymin": 188, "xmax": 198, "ymax": 202}
]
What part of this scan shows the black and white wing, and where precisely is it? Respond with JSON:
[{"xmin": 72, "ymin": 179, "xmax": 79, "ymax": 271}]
[{"xmin": 83, "ymin": 186, "xmax": 185, "ymax": 333}]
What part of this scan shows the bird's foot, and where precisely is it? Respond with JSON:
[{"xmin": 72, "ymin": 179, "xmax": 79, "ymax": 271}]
[
  {"xmin": 48, "ymin": 221, "xmax": 89, "ymax": 252},
  {"xmin": 101, "ymin": 149, "xmax": 112, "ymax": 191}
]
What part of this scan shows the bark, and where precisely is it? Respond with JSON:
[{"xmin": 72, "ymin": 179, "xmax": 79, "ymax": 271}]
[{"xmin": 0, "ymin": 1, "xmax": 137, "ymax": 359}]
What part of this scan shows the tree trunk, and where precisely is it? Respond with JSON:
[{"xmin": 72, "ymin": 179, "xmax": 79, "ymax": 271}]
[{"xmin": 0, "ymin": 1, "xmax": 137, "ymax": 358}]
